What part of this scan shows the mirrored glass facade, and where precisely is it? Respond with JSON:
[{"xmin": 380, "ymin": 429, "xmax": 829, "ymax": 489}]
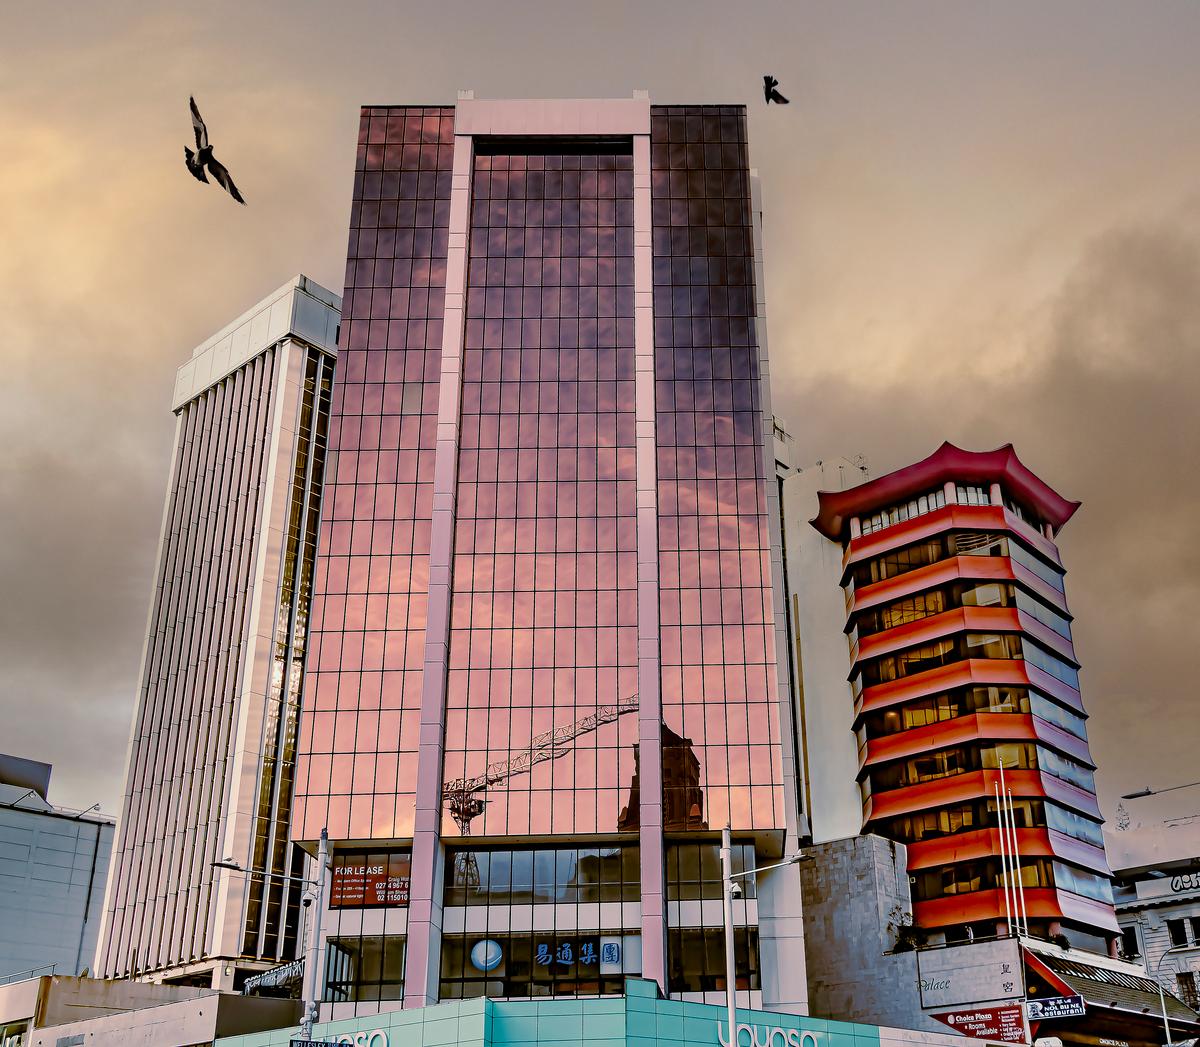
[
  {"xmin": 443, "ymin": 143, "xmax": 638, "ymax": 837},
  {"xmin": 296, "ymin": 97, "xmax": 793, "ymax": 1012},
  {"xmin": 296, "ymin": 108, "xmax": 455, "ymax": 843},
  {"xmin": 649, "ymin": 106, "xmax": 783, "ymax": 832}
]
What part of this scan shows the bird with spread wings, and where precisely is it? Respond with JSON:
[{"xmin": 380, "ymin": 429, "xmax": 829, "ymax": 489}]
[
  {"xmin": 184, "ymin": 97, "xmax": 245, "ymax": 205},
  {"xmin": 763, "ymin": 75, "xmax": 790, "ymax": 105}
]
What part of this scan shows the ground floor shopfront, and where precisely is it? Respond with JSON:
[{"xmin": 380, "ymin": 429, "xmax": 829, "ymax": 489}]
[{"xmin": 218, "ymin": 978, "xmax": 968, "ymax": 1047}]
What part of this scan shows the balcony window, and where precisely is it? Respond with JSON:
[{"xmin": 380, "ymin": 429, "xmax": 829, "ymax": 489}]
[
  {"xmin": 956, "ymin": 484, "xmax": 990, "ymax": 506},
  {"xmin": 1120, "ymin": 925, "xmax": 1141, "ymax": 960},
  {"xmin": 1167, "ymin": 917, "xmax": 1200, "ymax": 947},
  {"xmin": 860, "ymin": 488, "xmax": 947, "ymax": 536}
]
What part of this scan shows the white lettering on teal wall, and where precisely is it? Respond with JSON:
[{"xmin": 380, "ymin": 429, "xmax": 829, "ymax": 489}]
[
  {"xmin": 334, "ymin": 1031, "xmax": 388, "ymax": 1047},
  {"xmin": 716, "ymin": 1021, "xmax": 820, "ymax": 1047}
]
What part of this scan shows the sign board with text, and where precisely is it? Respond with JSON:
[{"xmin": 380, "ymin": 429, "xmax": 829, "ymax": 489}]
[
  {"xmin": 329, "ymin": 853, "xmax": 410, "ymax": 908},
  {"xmin": 917, "ymin": 937, "xmax": 1024, "ymax": 1008},
  {"xmin": 1134, "ymin": 870, "xmax": 1200, "ymax": 901},
  {"xmin": 930, "ymin": 1004, "xmax": 1026, "ymax": 1043},
  {"xmin": 291, "ymin": 1034, "xmax": 387, "ymax": 1047},
  {"xmin": 1026, "ymin": 994, "xmax": 1086, "ymax": 1020}
]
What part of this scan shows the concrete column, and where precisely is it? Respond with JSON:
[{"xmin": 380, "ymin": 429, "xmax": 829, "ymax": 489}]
[
  {"xmin": 632, "ymin": 130, "xmax": 667, "ymax": 992},
  {"xmin": 943, "ymin": 480, "xmax": 958, "ymax": 504},
  {"xmin": 849, "ymin": 516, "xmax": 862, "ymax": 540},
  {"xmin": 748, "ymin": 170, "xmax": 808, "ymax": 1013},
  {"xmin": 989, "ymin": 482, "xmax": 1003, "ymax": 506},
  {"xmin": 402, "ymin": 130, "xmax": 473, "ymax": 1007}
]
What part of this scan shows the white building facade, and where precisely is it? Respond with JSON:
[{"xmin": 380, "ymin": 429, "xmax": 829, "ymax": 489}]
[
  {"xmin": 1112, "ymin": 820, "xmax": 1200, "ymax": 1012},
  {"xmin": 777, "ymin": 458, "xmax": 869, "ymax": 845},
  {"xmin": 95, "ymin": 276, "xmax": 341, "ymax": 989}
]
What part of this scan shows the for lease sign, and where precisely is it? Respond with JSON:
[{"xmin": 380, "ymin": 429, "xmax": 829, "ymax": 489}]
[{"xmin": 330, "ymin": 853, "xmax": 411, "ymax": 907}]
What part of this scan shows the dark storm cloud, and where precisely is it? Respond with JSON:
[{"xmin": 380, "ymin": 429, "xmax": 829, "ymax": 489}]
[
  {"xmin": 2, "ymin": 0, "xmax": 1200, "ymax": 825},
  {"xmin": 774, "ymin": 215, "xmax": 1200, "ymax": 823}
]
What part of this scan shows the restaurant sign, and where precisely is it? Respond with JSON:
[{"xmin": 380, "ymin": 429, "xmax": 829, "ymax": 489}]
[{"xmin": 1026, "ymin": 994, "xmax": 1086, "ymax": 1020}]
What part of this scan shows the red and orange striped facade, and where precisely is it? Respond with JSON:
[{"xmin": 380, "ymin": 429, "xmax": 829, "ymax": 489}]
[{"xmin": 811, "ymin": 443, "xmax": 1118, "ymax": 947}]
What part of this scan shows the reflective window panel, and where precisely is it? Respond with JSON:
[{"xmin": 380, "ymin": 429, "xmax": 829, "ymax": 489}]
[
  {"xmin": 650, "ymin": 106, "xmax": 783, "ymax": 830},
  {"xmin": 441, "ymin": 142, "xmax": 639, "ymax": 836},
  {"xmin": 296, "ymin": 107, "xmax": 455, "ymax": 841},
  {"xmin": 439, "ymin": 932, "xmax": 638, "ymax": 999}
]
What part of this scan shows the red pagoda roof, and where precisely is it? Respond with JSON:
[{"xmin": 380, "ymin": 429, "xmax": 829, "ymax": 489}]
[{"xmin": 809, "ymin": 442, "xmax": 1081, "ymax": 541}]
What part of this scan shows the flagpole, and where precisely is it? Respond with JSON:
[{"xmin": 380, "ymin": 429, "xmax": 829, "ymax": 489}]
[
  {"xmin": 1007, "ymin": 787, "xmax": 1029, "ymax": 937},
  {"xmin": 994, "ymin": 778, "xmax": 1015, "ymax": 936}
]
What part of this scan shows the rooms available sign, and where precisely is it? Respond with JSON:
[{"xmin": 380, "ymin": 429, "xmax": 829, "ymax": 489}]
[{"xmin": 930, "ymin": 1005, "xmax": 1025, "ymax": 1043}]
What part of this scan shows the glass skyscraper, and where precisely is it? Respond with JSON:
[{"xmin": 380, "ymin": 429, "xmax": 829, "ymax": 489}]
[{"xmin": 294, "ymin": 95, "xmax": 805, "ymax": 1019}]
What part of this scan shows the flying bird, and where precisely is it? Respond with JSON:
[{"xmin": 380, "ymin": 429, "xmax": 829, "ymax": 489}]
[
  {"xmin": 763, "ymin": 75, "xmax": 790, "ymax": 105},
  {"xmin": 184, "ymin": 97, "xmax": 245, "ymax": 204}
]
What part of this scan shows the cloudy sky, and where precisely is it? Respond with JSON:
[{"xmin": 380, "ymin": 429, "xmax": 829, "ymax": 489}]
[{"xmin": 3, "ymin": 1, "xmax": 1198, "ymax": 834}]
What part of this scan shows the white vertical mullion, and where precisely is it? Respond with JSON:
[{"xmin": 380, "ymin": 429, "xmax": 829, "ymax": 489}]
[
  {"xmin": 632, "ymin": 127, "xmax": 667, "ymax": 993},
  {"xmin": 403, "ymin": 128, "xmax": 473, "ymax": 1008}
]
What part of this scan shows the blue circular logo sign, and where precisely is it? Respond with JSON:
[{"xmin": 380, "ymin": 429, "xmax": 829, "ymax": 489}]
[{"xmin": 470, "ymin": 939, "xmax": 503, "ymax": 972}]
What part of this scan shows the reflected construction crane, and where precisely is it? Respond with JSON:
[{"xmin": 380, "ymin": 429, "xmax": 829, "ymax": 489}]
[{"xmin": 442, "ymin": 693, "xmax": 638, "ymax": 887}]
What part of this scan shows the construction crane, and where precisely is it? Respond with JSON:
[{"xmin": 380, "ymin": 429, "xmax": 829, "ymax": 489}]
[{"xmin": 442, "ymin": 694, "xmax": 639, "ymax": 888}]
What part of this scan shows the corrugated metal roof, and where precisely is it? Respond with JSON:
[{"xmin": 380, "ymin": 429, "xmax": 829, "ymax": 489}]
[{"xmin": 1039, "ymin": 951, "xmax": 1200, "ymax": 1024}]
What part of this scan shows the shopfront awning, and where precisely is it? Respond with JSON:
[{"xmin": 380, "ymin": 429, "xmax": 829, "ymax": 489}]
[{"xmin": 1024, "ymin": 946, "xmax": 1200, "ymax": 1031}]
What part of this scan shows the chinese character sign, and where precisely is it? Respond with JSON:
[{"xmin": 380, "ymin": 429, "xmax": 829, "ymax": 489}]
[{"xmin": 531, "ymin": 936, "xmax": 607, "ymax": 970}]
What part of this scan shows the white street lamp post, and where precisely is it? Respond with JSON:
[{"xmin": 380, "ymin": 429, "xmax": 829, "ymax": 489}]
[
  {"xmin": 721, "ymin": 829, "xmax": 738, "ymax": 1047},
  {"xmin": 720, "ymin": 826, "xmax": 811, "ymax": 1047},
  {"xmin": 213, "ymin": 826, "xmax": 329, "ymax": 1042},
  {"xmin": 300, "ymin": 828, "xmax": 329, "ymax": 1040},
  {"xmin": 1154, "ymin": 943, "xmax": 1190, "ymax": 1047}
]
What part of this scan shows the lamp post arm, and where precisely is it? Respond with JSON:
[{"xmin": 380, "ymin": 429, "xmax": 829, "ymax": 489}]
[
  {"xmin": 1123, "ymin": 779, "xmax": 1200, "ymax": 800},
  {"xmin": 214, "ymin": 867, "xmax": 318, "ymax": 888},
  {"xmin": 1155, "ymin": 944, "xmax": 1187, "ymax": 977},
  {"xmin": 1154, "ymin": 943, "xmax": 1190, "ymax": 1046},
  {"xmin": 727, "ymin": 855, "xmax": 811, "ymax": 880}
]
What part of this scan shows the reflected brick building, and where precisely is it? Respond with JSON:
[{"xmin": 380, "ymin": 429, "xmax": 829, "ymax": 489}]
[
  {"xmin": 616, "ymin": 724, "xmax": 708, "ymax": 835},
  {"xmin": 97, "ymin": 278, "xmax": 340, "ymax": 988},
  {"xmin": 796, "ymin": 443, "xmax": 1118, "ymax": 952},
  {"xmin": 294, "ymin": 95, "xmax": 806, "ymax": 1017}
]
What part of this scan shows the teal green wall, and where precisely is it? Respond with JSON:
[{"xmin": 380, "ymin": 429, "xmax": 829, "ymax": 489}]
[{"xmin": 218, "ymin": 980, "xmax": 887, "ymax": 1047}]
